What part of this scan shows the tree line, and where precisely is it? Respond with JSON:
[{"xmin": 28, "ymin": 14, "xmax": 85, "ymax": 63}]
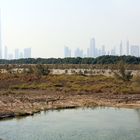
[{"xmin": 0, "ymin": 55, "xmax": 140, "ymax": 65}]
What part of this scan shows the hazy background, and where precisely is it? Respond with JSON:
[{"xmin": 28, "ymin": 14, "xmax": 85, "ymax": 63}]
[{"xmin": 0, "ymin": 0, "xmax": 140, "ymax": 58}]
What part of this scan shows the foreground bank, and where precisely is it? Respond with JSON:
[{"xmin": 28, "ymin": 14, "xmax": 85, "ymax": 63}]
[{"xmin": 0, "ymin": 74, "xmax": 140, "ymax": 119}]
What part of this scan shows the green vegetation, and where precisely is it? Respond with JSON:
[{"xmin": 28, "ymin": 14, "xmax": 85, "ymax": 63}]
[
  {"xmin": 8, "ymin": 74, "xmax": 139, "ymax": 95},
  {"xmin": 0, "ymin": 62, "xmax": 139, "ymax": 120},
  {"xmin": 34, "ymin": 64, "xmax": 50, "ymax": 77},
  {"xmin": 0, "ymin": 61, "xmax": 139, "ymax": 95},
  {"xmin": 0, "ymin": 55, "xmax": 140, "ymax": 65}
]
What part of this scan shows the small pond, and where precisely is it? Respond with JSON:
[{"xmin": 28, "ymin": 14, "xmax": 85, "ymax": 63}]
[{"xmin": 0, "ymin": 107, "xmax": 140, "ymax": 140}]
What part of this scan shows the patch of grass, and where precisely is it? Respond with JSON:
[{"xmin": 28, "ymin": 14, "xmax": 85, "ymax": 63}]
[
  {"xmin": 8, "ymin": 74, "xmax": 140, "ymax": 94},
  {"xmin": 113, "ymin": 85, "xmax": 139, "ymax": 94},
  {"xmin": 10, "ymin": 83, "xmax": 49, "ymax": 90}
]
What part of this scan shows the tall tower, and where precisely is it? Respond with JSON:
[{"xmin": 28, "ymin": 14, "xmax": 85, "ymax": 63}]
[
  {"xmin": 120, "ymin": 41, "xmax": 123, "ymax": 56},
  {"xmin": 126, "ymin": 40, "xmax": 129, "ymax": 55},
  {"xmin": 15, "ymin": 49, "xmax": 19, "ymax": 59},
  {"xmin": 101, "ymin": 45, "xmax": 106, "ymax": 56},
  {"xmin": 0, "ymin": 9, "xmax": 2, "ymax": 59},
  {"xmin": 24, "ymin": 48, "xmax": 31, "ymax": 58},
  {"xmin": 64, "ymin": 46, "xmax": 71, "ymax": 58},
  {"xmin": 90, "ymin": 38, "xmax": 96, "ymax": 57}
]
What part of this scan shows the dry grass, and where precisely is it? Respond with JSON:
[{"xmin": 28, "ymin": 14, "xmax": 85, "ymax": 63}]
[
  {"xmin": 7, "ymin": 74, "xmax": 139, "ymax": 94},
  {"xmin": 0, "ymin": 70, "xmax": 139, "ymax": 95}
]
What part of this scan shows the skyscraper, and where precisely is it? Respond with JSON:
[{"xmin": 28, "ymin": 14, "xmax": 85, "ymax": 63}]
[
  {"xmin": 126, "ymin": 41, "xmax": 129, "ymax": 55},
  {"xmin": 87, "ymin": 48, "xmax": 90, "ymax": 57},
  {"xmin": 24, "ymin": 48, "xmax": 31, "ymax": 58},
  {"xmin": 19, "ymin": 52, "xmax": 23, "ymax": 58},
  {"xmin": 0, "ymin": 10, "xmax": 2, "ymax": 59},
  {"xmin": 111, "ymin": 47, "xmax": 116, "ymax": 55},
  {"xmin": 64, "ymin": 46, "xmax": 71, "ymax": 58},
  {"xmin": 101, "ymin": 45, "xmax": 106, "ymax": 56},
  {"xmin": 120, "ymin": 41, "xmax": 123, "ymax": 56},
  {"xmin": 90, "ymin": 38, "xmax": 96, "ymax": 57},
  {"xmin": 15, "ymin": 49, "xmax": 19, "ymax": 59},
  {"xmin": 74, "ymin": 48, "xmax": 83, "ymax": 58}
]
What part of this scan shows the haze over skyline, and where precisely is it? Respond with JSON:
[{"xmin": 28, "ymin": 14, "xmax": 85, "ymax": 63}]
[{"xmin": 0, "ymin": 0, "xmax": 140, "ymax": 58}]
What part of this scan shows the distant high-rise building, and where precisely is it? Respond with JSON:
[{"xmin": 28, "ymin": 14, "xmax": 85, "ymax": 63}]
[
  {"xmin": 0, "ymin": 10, "xmax": 2, "ymax": 59},
  {"xmin": 97, "ymin": 49, "xmax": 102, "ymax": 57},
  {"xmin": 87, "ymin": 48, "xmax": 90, "ymax": 57},
  {"xmin": 4, "ymin": 46, "xmax": 8, "ymax": 59},
  {"xmin": 64, "ymin": 46, "xmax": 71, "ymax": 57},
  {"xmin": 19, "ymin": 52, "xmax": 23, "ymax": 58},
  {"xmin": 24, "ymin": 48, "xmax": 31, "ymax": 58},
  {"xmin": 111, "ymin": 47, "xmax": 116, "ymax": 55},
  {"xmin": 130, "ymin": 45, "xmax": 139, "ymax": 57},
  {"xmin": 74, "ymin": 48, "xmax": 83, "ymax": 58},
  {"xmin": 126, "ymin": 41, "xmax": 129, "ymax": 55},
  {"xmin": 15, "ymin": 49, "xmax": 19, "ymax": 59},
  {"xmin": 90, "ymin": 38, "xmax": 96, "ymax": 57},
  {"xmin": 101, "ymin": 45, "xmax": 106, "ymax": 56},
  {"xmin": 120, "ymin": 41, "xmax": 123, "ymax": 56}
]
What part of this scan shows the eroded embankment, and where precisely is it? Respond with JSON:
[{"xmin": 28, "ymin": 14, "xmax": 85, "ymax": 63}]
[
  {"xmin": 0, "ymin": 74, "xmax": 140, "ymax": 120},
  {"xmin": 0, "ymin": 90, "xmax": 140, "ymax": 120}
]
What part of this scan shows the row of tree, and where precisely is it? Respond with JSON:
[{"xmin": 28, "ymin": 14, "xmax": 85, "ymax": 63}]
[{"xmin": 0, "ymin": 55, "xmax": 140, "ymax": 64}]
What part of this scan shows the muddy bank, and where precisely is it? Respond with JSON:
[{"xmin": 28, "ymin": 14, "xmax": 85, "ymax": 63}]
[
  {"xmin": 0, "ymin": 89, "xmax": 140, "ymax": 120},
  {"xmin": 0, "ymin": 74, "xmax": 140, "ymax": 120}
]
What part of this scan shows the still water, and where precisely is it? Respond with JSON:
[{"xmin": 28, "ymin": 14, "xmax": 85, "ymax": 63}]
[{"xmin": 0, "ymin": 107, "xmax": 140, "ymax": 140}]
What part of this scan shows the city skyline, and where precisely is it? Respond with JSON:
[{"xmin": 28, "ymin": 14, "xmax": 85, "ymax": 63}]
[
  {"xmin": 64, "ymin": 38, "xmax": 140, "ymax": 58},
  {"xmin": 0, "ymin": 8, "xmax": 32, "ymax": 59},
  {"xmin": 0, "ymin": 0, "xmax": 140, "ymax": 58},
  {"xmin": 0, "ymin": 10, "xmax": 2, "ymax": 59}
]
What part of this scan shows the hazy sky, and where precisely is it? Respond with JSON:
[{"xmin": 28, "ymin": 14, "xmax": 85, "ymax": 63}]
[{"xmin": 0, "ymin": 0, "xmax": 140, "ymax": 58}]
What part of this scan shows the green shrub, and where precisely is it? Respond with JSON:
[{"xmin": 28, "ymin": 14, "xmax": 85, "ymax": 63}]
[{"xmin": 34, "ymin": 64, "xmax": 50, "ymax": 77}]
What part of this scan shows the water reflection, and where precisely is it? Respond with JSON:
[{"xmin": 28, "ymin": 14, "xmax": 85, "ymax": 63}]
[
  {"xmin": 0, "ymin": 108, "xmax": 140, "ymax": 140},
  {"xmin": 135, "ymin": 109, "xmax": 140, "ymax": 121}
]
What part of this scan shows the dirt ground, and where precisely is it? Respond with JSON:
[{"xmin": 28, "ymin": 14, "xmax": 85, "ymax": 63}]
[{"xmin": 0, "ymin": 74, "xmax": 140, "ymax": 119}]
